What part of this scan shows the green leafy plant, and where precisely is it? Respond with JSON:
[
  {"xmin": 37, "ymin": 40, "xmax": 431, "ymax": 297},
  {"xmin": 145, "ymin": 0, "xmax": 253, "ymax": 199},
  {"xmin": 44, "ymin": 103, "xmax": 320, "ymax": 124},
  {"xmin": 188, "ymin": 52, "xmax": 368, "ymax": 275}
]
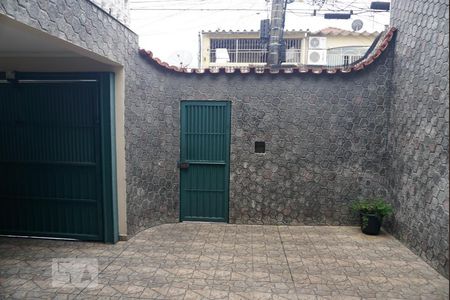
[{"xmin": 351, "ymin": 198, "xmax": 393, "ymax": 229}]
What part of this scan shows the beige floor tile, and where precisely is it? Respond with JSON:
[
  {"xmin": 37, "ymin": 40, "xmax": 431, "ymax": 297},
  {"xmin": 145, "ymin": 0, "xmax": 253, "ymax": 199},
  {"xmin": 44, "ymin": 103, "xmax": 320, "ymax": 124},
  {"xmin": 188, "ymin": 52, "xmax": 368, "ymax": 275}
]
[{"xmin": 0, "ymin": 224, "xmax": 447, "ymax": 299}]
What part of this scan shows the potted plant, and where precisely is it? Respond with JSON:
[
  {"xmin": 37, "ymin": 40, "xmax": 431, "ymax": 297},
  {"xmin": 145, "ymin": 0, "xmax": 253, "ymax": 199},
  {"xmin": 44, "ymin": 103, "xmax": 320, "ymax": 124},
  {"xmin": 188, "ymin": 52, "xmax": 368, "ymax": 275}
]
[{"xmin": 351, "ymin": 198, "xmax": 393, "ymax": 235}]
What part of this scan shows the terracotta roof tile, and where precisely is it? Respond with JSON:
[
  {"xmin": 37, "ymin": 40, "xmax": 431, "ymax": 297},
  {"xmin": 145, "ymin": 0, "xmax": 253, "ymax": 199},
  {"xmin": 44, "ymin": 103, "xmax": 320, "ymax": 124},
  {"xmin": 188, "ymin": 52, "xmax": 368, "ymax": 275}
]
[
  {"xmin": 199, "ymin": 27, "xmax": 378, "ymax": 36},
  {"xmin": 139, "ymin": 27, "xmax": 396, "ymax": 75}
]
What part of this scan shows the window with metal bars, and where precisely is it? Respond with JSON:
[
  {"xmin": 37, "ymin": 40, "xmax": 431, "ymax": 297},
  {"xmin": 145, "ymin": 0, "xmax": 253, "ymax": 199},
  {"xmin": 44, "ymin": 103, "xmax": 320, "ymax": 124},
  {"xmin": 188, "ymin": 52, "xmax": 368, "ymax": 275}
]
[
  {"xmin": 327, "ymin": 46, "xmax": 369, "ymax": 67},
  {"xmin": 343, "ymin": 55, "xmax": 350, "ymax": 66},
  {"xmin": 210, "ymin": 38, "xmax": 301, "ymax": 64}
]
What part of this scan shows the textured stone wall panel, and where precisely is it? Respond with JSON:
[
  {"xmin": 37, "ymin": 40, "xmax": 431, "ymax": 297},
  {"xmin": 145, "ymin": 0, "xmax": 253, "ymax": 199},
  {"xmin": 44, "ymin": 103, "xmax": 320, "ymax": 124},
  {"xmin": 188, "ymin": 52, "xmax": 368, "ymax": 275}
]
[
  {"xmin": 1, "ymin": 0, "xmax": 394, "ymax": 235},
  {"xmin": 0, "ymin": 0, "xmax": 138, "ymax": 65},
  {"xmin": 131, "ymin": 49, "xmax": 394, "ymax": 232},
  {"xmin": 4, "ymin": 1, "xmax": 448, "ymax": 280},
  {"xmin": 388, "ymin": 0, "xmax": 449, "ymax": 278}
]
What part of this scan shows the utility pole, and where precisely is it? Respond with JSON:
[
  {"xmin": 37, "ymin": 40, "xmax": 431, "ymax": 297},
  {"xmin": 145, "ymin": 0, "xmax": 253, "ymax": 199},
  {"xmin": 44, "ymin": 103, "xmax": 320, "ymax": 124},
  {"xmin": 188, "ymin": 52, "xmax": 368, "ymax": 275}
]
[{"xmin": 267, "ymin": 0, "xmax": 287, "ymax": 67}]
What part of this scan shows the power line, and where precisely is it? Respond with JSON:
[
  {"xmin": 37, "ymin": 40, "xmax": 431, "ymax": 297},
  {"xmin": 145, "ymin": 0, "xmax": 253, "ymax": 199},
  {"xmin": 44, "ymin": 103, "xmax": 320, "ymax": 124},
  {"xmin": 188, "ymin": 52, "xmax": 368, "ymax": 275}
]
[
  {"xmin": 131, "ymin": 8, "xmax": 290, "ymax": 11},
  {"xmin": 133, "ymin": 3, "xmax": 263, "ymax": 35},
  {"xmin": 352, "ymin": 12, "xmax": 387, "ymax": 26},
  {"xmin": 130, "ymin": 0, "xmax": 208, "ymax": 3},
  {"xmin": 130, "ymin": 7, "xmax": 385, "ymax": 13},
  {"xmin": 131, "ymin": 0, "xmax": 216, "ymax": 25},
  {"xmin": 331, "ymin": 1, "xmax": 368, "ymax": 12},
  {"xmin": 286, "ymin": 9, "xmax": 317, "ymax": 17},
  {"xmin": 137, "ymin": 13, "xmax": 250, "ymax": 36}
]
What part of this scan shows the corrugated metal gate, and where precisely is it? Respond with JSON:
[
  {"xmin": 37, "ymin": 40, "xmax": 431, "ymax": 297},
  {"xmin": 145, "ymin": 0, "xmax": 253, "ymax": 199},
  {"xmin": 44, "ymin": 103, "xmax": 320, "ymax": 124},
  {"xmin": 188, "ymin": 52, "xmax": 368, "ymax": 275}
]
[
  {"xmin": 0, "ymin": 73, "xmax": 117, "ymax": 242},
  {"xmin": 180, "ymin": 101, "xmax": 231, "ymax": 222}
]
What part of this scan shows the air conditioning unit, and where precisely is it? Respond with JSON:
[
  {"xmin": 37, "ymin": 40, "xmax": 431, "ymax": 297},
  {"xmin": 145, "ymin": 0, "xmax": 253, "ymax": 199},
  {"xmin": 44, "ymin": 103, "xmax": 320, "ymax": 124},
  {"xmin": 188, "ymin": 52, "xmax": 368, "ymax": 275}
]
[
  {"xmin": 308, "ymin": 37, "xmax": 327, "ymax": 49},
  {"xmin": 308, "ymin": 50, "xmax": 327, "ymax": 65},
  {"xmin": 215, "ymin": 48, "xmax": 230, "ymax": 63}
]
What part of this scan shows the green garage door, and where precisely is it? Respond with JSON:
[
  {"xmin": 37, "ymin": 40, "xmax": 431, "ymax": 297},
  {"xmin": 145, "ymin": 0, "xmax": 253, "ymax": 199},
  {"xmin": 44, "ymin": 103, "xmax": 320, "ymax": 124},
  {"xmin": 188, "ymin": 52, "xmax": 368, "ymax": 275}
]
[{"xmin": 0, "ymin": 73, "xmax": 117, "ymax": 242}]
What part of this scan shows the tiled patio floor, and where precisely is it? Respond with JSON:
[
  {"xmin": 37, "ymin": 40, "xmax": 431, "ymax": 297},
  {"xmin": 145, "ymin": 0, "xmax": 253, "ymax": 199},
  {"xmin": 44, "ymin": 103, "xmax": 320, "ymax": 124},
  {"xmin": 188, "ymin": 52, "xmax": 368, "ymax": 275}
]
[{"xmin": 0, "ymin": 223, "xmax": 448, "ymax": 299}]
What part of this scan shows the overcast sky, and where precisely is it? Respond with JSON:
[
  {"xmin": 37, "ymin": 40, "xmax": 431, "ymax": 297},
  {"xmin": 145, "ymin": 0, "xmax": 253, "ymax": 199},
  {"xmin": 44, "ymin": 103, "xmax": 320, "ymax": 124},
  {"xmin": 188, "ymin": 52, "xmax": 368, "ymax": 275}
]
[{"xmin": 130, "ymin": 0, "xmax": 390, "ymax": 67}]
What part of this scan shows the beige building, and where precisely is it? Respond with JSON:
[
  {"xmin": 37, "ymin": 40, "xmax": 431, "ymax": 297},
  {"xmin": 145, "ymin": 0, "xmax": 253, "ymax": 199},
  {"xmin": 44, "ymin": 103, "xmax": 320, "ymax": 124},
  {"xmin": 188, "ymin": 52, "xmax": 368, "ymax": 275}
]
[{"xmin": 200, "ymin": 27, "xmax": 379, "ymax": 68}]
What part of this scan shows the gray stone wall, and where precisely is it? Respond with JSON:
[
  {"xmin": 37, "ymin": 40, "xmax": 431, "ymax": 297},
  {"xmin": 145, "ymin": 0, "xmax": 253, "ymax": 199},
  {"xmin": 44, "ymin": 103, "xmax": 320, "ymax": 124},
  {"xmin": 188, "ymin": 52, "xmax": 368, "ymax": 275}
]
[
  {"xmin": 131, "ymin": 51, "xmax": 394, "ymax": 233},
  {"xmin": 2, "ymin": 0, "xmax": 448, "ymax": 279},
  {"xmin": 124, "ymin": 63, "xmax": 181, "ymax": 234},
  {"xmin": 1, "ymin": 0, "xmax": 394, "ymax": 234},
  {"xmin": 387, "ymin": 0, "xmax": 449, "ymax": 278},
  {"xmin": 0, "ymin": 0, "xmax": 138, "ymax": 65}
]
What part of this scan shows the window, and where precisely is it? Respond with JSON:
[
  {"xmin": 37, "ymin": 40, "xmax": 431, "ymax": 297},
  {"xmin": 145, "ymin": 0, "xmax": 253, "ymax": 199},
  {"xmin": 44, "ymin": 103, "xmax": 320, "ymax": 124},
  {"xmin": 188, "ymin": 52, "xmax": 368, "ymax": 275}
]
[
  {"xmin": 283, "ymin": 39, "xmax": 302, "ymax": 63},
  {"xmin": 255, "ymin": 141, "xmax": 266, "ymax": 153},
  {"xmin": 210, "ymin": 38, "xmax": 301, "ymax": 64},
  {"xmin": 343, "ymin": 55, "xmax": 350, "ymax": 66},
  {"xmin": 210, "ymin": 39, "xmax": 266, "ymax": 64},
  {"xmin": 327, "ymin": 46, "xmax": 369, "ymax": 67}
]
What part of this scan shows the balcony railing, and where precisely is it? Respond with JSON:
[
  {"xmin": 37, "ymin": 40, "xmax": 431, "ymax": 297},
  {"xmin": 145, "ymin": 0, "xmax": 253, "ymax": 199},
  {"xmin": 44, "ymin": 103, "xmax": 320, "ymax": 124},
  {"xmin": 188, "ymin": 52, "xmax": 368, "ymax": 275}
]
[
  {"xmin": 284, "ymin": 49, "xmax": 302, "ymax": 64},
  {"xmin": 326, "ymin": 46, "xmax": 368, "ymax": 67},
  {"xmin": 326, "ymin": 54, "xmax": 364, "ymax": 67},
  {"xmin": 210, "ymin": 49, "xmax": 303, "ymax": 65},
  {"xmin": 211, "ymin": 49, "xmax": 268, "ymax": 64},
  {"xmin": 209, "ymin": 38, "xmax": 302, "ymax": 66},
  {"xmin": 208, "ymin": 45, "xmax": 369, "ymax": 68}
]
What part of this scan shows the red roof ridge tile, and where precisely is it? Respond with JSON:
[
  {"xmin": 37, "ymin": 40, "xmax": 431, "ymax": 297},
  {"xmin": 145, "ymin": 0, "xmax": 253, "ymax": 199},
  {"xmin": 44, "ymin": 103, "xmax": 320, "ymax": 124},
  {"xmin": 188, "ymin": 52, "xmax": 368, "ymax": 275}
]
[{"xmin": 139, "ymin": 27, "xmax": 396, "ymax": 75}]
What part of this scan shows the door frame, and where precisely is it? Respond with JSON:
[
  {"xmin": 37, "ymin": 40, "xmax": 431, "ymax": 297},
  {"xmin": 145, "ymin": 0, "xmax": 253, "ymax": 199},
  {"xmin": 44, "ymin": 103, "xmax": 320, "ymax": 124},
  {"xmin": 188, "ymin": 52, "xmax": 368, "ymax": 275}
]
[
  {"xmin": 179, "ymin": 100, "xmax": 231, "ymax": 223},
  {"xmin": 0, "ymin": 72, "xmax": 118, "ymax": 243}
]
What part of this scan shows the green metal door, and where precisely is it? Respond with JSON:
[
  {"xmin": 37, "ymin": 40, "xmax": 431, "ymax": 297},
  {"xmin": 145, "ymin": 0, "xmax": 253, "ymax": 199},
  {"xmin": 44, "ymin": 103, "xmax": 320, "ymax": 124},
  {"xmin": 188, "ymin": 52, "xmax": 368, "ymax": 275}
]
[
  {"xmin": 0, "ymin": 73, "xmax": 117, "ymax": 242},
  {"xmin": 180, "ymin": 101, "xmax": 231, "ymax": 222}
]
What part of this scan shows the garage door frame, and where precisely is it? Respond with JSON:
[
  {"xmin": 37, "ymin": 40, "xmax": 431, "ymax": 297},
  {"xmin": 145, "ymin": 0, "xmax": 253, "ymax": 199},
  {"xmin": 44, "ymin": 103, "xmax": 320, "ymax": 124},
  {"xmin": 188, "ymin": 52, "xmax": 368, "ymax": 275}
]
[{"xmin": 0, "ymin": 72, "xmax": 118, "ymax": 243}]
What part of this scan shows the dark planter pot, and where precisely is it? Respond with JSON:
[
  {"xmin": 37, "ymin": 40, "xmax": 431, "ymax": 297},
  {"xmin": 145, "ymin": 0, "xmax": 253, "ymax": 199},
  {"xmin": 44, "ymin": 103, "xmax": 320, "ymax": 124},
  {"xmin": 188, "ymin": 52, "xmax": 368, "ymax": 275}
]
[{"xmin": 360, "ymin": 213, "xmax": 382, "ymax": 235}]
